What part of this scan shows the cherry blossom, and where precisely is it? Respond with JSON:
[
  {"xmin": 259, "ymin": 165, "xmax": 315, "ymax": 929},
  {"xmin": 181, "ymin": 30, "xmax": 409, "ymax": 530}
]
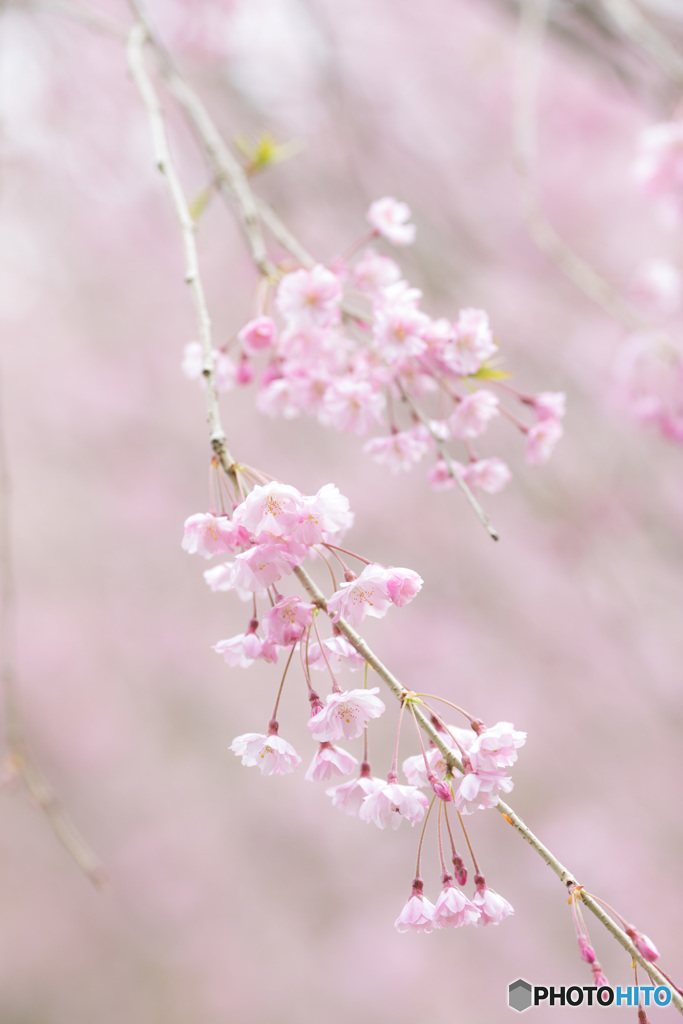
[
  {"xmin": 433, "ymin": 882, "xmax": 481, "ymax": 928},
  {"xmin": 262, "ymin": 596, "xmax": 315, "ymax": 646},
  {"xmin": 230, "ymin": 732, "xmax": 302, "ymax": 775},
  {"xmin": 532, "ymin": 391, "xmax": 567, "ymax": 421},
  {"xmin": 307, "ymin": 635, "xmax": 366, "ymax": 672},
  {"xmin": 472, "ymin": 878, "xmax": 514, "ymax": 925},
  {"xmin": 276, "ymin": 264, "xmax": 342, "ymax": 328},
  {"xmin": 363, "ymin": 430, "xmax": 430, "ymax": 472},
  {"xmin": 448, "ymin": 308, "xmax": 497, "ymax": 376},
  {"xmin": 626, "ymin": 928, "xmax": 660, "ymax": 961},
  {"xmin": 326, "ymin": 563, "xmax": 422, "ymax": 627},
  {"xmin": 212, "ymin": 631, "xmax": 271, "ymax": 668},
  {"xmin": 449, "ymin": 390, "xmax": 500, "ymax": 440},
  {"xmin": 232, "ymin": 481, "xmax": 304, "ymax": 538},
  {"xmin": 326, "ymin": 773, "xmax": 385, "ymax": 815},
  {"xmin": 359, "ymin": 780, "xmax": 429, "ymax": 829},
  {"xmin": 367, "ymin": 197, "xmax": 416, "ymax": 246},
  {"xmin": 307, "ymin": 687, "xmax": 385, "ymax": 742},
  {"xmin": 305, "ymin": 743, "xmax": 358, "ymax": 782},
  {"xmin": 238, "ymin": 316, "xmax": 277, "ymax": 355},
  {"xmin": 352, "ymin": 247, "xmax": 401, "ymax": 295},
  {"xmin": 181, "ymin": 512, "xmax": 246, "ymax": 559},
  {"xmin": 321, "ymin": 378, "xmax": 385, "ymax": 435},
  {"xmin": 526, "ymin": 418, "xmax": 564, "ymax": 465},
  {"xmin": 468, "ymin": 722, "xmax": 527, "ymax": 772},
  {"xmin": 395, "ymin": 887, "xmax": 436, "ymax": 933},
  {"xmin": 463, "ymin": 457, "xmax": 511, "ymax": 494},
  {"xmin": 453, "ymin": 767, "xmax": 513, "ymax": 814}
]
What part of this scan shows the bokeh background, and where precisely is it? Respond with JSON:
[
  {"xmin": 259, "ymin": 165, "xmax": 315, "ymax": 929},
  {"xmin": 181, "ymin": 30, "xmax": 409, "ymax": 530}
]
[{"xmin": 1, "ymin": 0, "xmax": 682, "ymax": 1020}]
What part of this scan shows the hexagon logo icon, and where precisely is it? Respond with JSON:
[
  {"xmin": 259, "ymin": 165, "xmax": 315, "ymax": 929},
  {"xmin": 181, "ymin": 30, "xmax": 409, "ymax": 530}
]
[{"xmin": 508, "ymin": 978, "xmax": 533, "ymax": 1012}]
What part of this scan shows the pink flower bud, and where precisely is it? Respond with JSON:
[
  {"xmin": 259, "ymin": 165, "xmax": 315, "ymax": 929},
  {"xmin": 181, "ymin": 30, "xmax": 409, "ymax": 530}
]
[
  {"xmin": 627, "ymin": 928, "xmax": 660, "ymax": 962},
  {"xmin": 578, "ymin": 936, "xmax": 596, "ymax": 963},
  {"xmin": 238, "ymin": 316, "xmax": 277, "ymax": 355},
  {"xmin": 428, "ymin": 771, "xmax": 452, "ymax": 802},
  {"xmin": 236, "ymin": 355, "xmax": 254, "ymax": 385}
]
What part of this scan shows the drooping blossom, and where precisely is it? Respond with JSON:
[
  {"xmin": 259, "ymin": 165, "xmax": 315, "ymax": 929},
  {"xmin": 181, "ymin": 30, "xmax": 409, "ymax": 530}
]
[
  {"xmin": 448, "ymin": 308, "xmax": 497, "ymax": 376},
  {"xmin": 326, "ymin": 563, "xmax": 423, "ymax": 627},
  {"xmin": 472, "ymin": 876, "xmax": 514, "ymax": 925},
  {"xmin": 238, "ymin": 316, "xmax": 277, "ymax": 355},
  {"xmin": 213, "ymin": 631, "xmax": 277, "ymax": 668},
  {"xmin": 307, "ymin": 634, "xmax": 366, "ymax": 672},
  {"xmin": 367, "ymin": 197, "xmax": 416, "ymax": 246},
  {"xmin": 363, "ymin": 429, "xmax": 430, "ymax": 472},
  {"xmin": 181, "ymin": 341, "xmax": 236, "ymax": 392},
  {"xmin": 307, "ymin": 687, "xmax": 385, "ymax": 742},
  {"xmin": 373, "ymin": 303, "xmax": 429, "ymax": 362},
  {"xmin": 305, "ymin": 743, "xmax": 358, "ymax": 782},
  {"xmin": 453, "ymin": 767, "xmax": 513, "ymax": 814},
  {"xmin": 321, "ymin": 378, "xmax": 385, "ymax": 435},
  {"xmin": 395, "ymin": 883, "xmax": 436, "ymax": 933},
  {"xmin": 262, "ymin": 596, "xmax": 315, "ymax": 646},
  {"xmin": 449, "ymin": 390, "xmax": 500, "ymax": 440},
  {"xmin": 359, "ymin": 780, "xmax": 429, "ymax": 829},
  {"xmin": 181, "ymin": 513, "xmax": 247, "ymax": 559},
  {"xmin": 532, "ymin": 391, "xmax": 566, "ymax": 421},
  {"xmin": 526, "ymin": 418, "xmax": 563, "ymax": 465},
  {"xmin": 232, "ymin": 481, "xmax": 304, "ymax": 538},
  {"xmin": 468, "ymin": 722, "xmax": 527, "ymax": 772},
  {"xmin": 291, "ymin": 483, "xmax": 354, "ymax": 544},
  {"xmin": 230, "ymin": 732, "xmax": 302, "ymax": 775},
  {"xmin": 433, "ymin": 881, "xmax": 481, "ymax": 928},
  {"xmin": 326, "ymin": 772, "xmax": 385, "ymax": 815},
  {"xmin": 276, "ymin": 264, "xmax": 343, "ymax": 328},
  {"xmin": 352, "ymin": 247, "xmax": 402, "ymax": 295},
  {"xmin": 632, "ymin": 259, "xmax": 682, "ymax": 316},
  {"xmin": 463, "ymin": 457, "xmax": 511, "ymax": 494},
  {"xmin": 229, "ymin": 543, "xmax": 299, "ymax": 593}
]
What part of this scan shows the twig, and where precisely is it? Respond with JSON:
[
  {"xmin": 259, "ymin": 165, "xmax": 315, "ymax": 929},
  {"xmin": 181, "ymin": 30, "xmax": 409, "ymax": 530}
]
[
  {"xmin": 600, "ymin": 0, "xmax": 683, "ymax": 88},
  {"xmin": 126, "ymin": 20, "xmax": 234, "ymax": 470}
]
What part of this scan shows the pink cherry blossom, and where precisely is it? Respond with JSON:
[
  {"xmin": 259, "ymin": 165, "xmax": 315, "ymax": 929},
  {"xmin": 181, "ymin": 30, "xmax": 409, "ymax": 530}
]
[
  {"xmin": 230, "ymin": 732, "xmax": 302, "ymax": 775},
  {"xmin": 373, "ymin": 305, "xmax": 429, "ymax": 362},
  {"xmin": 212, "ymin": 631, "xmax": 266, "ymax": 668},
  {"xmin": 321, "ymin": 378, "xmax": 385, "ymax": 435},
  {"xmin": 433, "ymin": 883, "xmax": 481, "ymax": 928},
  {"xmin": 359, "ymin": 781, "xmax": 429, "ymax": 829},
  {"xmin": 276, "ymin": 264, "xmax": 342, "ymax": 329},
  {"xmin": 232, "ymin": 481, "xmax": 304, "ymax": 538},
  {"xmin": 385, "ymin": 566, "xmax": 424, "ymax": 607},
  {"xmin": 305, "ymin": 743, "xmax": 358, "ymax": 782},
  {"xmin": 468, "ymin": 722, "xmax": 527, "ymax": 772},
  {"xmin": 307, "ymin": 635, "xmax": 366, "ymax": 672},
  {"xmin": 181, "ymin": 512, "xmax": 246, "ymax": 559},
  {"xmin": 235, "ymin": 355, "xmax": 254, "ymax": 386},
  {"xmin": 367, "ymin": 197, "xmax": 416, "ymax": 246},
  {"xmin": 634, "ymin": 120, "xmax": 683, "ymax": 207},
  {"xmin": 448, "ymin": 308, "xmax": 497, "ymax": 376},
  {"xmin": 238, "ymin": 315, "xmax": 277, "ymax": 355},
  {"xmin": 395, "ymin": 891, "xmax": 436, "ymax": 933},
  {"xmin": 307, "ymin": 687, "xmax": 385, "ymax": 742},
  {"xmin": 230, "ymin": 543, "xmax": 298, "ymax": 593},
  {"xmin": 363, "ymin": 430, "xmax": 430, "ymax": 472},
  {"xmin": 453, "ymin": 768, "xmax": 513, "ymax": 814},
  {"xmin": 427, "ymin": 458, "xmax": 461, "ymax": 490},
  {"xmin": 326, "ymin": 773, "xmax": 385, "ymax": 815},
  {"xmin": 532, "ymin": 391, "xmax": 566, "ymax": 421},
  {"xmin": 402, "ymin": 746, "xmax": 449, "ymax": 788},
  {"xmin": 472, "ymin": 880, "xmax": 514, "ymax": 925},
  {"xmin": 463, "ymin": 457, "xmax": 511, "ymax": 494},
  {"xmin": 291, "ymin": 483, "xmax": 354, "ymax": 545},
  {"xmin": 526, "ymin": 418, "xmax": 563, "ymax": 465},
  {"xmin": 578, "ymin": 936, "xmax": 596, "ymax": 963},
  {"xmin": 449, "ymin": 390, "xmax": 500, "ymax": 440},
  {"xmin": 352, "ymin": 247, "xmax": 401, "ymax": 295},
  {"xmin": 326, "ymin": 563, "xmax": 422, "ymax": 626},
  {"xmin": 262, "ymin": 595, "xmax": 315, "ymax": 646}
]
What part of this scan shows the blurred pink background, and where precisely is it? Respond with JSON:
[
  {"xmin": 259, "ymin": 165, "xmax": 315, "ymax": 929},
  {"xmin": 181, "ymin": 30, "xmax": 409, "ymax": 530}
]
[{"xmin": 1, "ymin": 0, "xmax": 681, "ymax": 1020}]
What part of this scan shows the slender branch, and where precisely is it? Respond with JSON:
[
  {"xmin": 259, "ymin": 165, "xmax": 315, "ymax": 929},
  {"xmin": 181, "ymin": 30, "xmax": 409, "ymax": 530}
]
[{"xmin": 600, "ymin": 0, "xmax": 683, "ymax": 88}]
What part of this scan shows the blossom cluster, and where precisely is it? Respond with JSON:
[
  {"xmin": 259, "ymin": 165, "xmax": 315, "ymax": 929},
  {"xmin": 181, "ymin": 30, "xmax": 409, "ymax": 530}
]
[
  {"xmin": 182, "ymin": 473, "xmax": 525, "ymax": 932},
  {"xmin": 182, "ymin": 197, "xmax": 566, "ymax": 497}
]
